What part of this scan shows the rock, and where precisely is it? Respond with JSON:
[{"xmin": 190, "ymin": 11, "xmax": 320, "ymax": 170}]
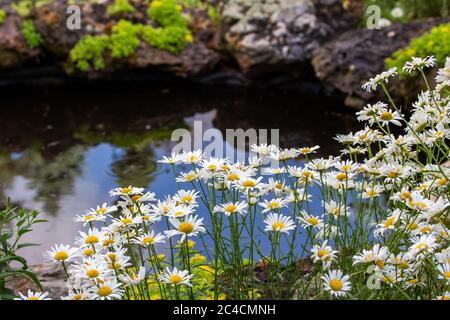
[
  {"xmin": 7, "ymin": 263, "xmax": 68, "ymax": 300},
  {"xmin": 221, "ymin": 0, "xmax": 359, "ymax": 78},
  {"xmin": 134, "ymin": 39, "xmax": 221, "ymax": 77},
  {"xmin": 34, "ymin": 1, "xmax": 85, "ymax": 57},
  {"xmin": 0, "ymin": 11, "xmax": 41, "ymax": 70},
  {"xmin": 312, "ymin": 17, "xmax": 450, "ymax": 108}
]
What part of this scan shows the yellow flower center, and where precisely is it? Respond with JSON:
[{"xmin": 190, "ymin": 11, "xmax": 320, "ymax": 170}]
[
  {"xmin": 375, "ymin": 260, "xmax": 385, "ymax": 269},
  {"xmin": 275, "ymin": 183, "xmax": 283, "ymax": 189},
  {"xmin": 108, "ymin": 262, "xmax": 121, "ymax": 269},
  {"xmin": 178, "ymin": 222, "xmax": 194, "ymax": 234},
  {"xmin": 224, "ymin": 204, "xmax": 237, "ymax": 213},
  {"xmin": 84, "ymin": 215, "xmax": 95, "ymax": 221},
  {"xmin": 341, "ymin": 165, "xmax": 352, "ymax": 172},
  {"xmin": 83, "ymin": 248, "xmax": 94, "ymax": 256},
  {"xmin": 380, "ymin": 111, "xmax": 393, "ymax": 121},
  {"xmin": 383, "ymin": 216, "xmax": 395, "ymax": 228},
  {"xmin": 268, "ymin": 201, "xmax": 280, "ymax": 210},
  {"xmin": 185, "ymin": 173, "xmax": 196, "ymax": 181},
  {"xmin": 180, "ymin": 195, "xmax": 192, "ymax": 203},
  {"xmin": 400, "ymin": 191, "xmax": 412, "ymax": 201},
  {"xmin": 272, "ymin": 221, "xmax": 284, "ymax": 231},
  {"xmin": 73, "ymin": 294, "xmax": 82, "ymax": 300},
  {"xmin": 120, "ymin": 187, "xmax": 132, "ymax": 194},
  {"xmin": 329, "ymin": 279, "xmax": 343, "ymax": 291},
  {"xmin": 227, "ymin": 173, "xmax": 240, "ymax": 181},
  {"xmin": 317, "ymin": 249, "xmax": 328, "ymax": 259},
  {"xmin": 407, "ymin": 223, "xmax": 418, "ymax": 230},
  {"xmin": 444, "ymin": 272, "xmax": 450, "ymax": 279},
  {"xmin": 103, "ymin": 239, "xmax": 114, "ymax": 247},
  {"xmin": 98, "ymin": 286, "xmax": 112, "ymax": 297},
  {"xmin": 86, "ymin": 269, "xmax": 100, "ymax": 278},
  {"xmin": 242, "ymin": 180, "xmax": 256, "ymax": 188},
  {"xmin": 398, "ymin": 261, "xmax": 409, "ymax": 270},
  {"xmin": 302, "ymin": 171, "xmax": 313, "ymax": 178},
  {"xmin": 142, "ymin": 237, "xmax": 154, "ymax": 245},
  {"xmin": 387, "ymin": 171, "xmax": 399, "ymax": 178},
  {"xmin": 438, "ymin": 178, "xmax": 447, "ymax": 186},
  {"xmin": 383, "ymin": 276, "xmax": 394, "ymax": 283},
  {"xmin": 416, "ymin": 243, "xmax": 429, "ymax": 251},
  {"xmin": 174, "ymin": 211, "xmax": 184, "ymax": 217},
  {"xmin": 107, "ymin": 253, "xmax": 116, "ymax": 262},
  {"xmin": 336, "ymin": 173, "xmax": 347, "ymax": 181},
  {"xmin": 307, "ymin": 217, "xmax": 319, "ymax": 225},
  {"xmin": 366, "ymin": 190, "xmax": 377, "ymax": 197},
  {"xmin": 420, "ymin": 227, "xmax": 431, "ymax": 234},
  {"xmin": 207, "ymin": 164, "xmax": 217, "ymax": 171},
  {"xmin": 54, "ymin": 251, "xmax": 69, "ymax": 261},
  {"xmin": 96, "ymin": 208, "xmax": 107, "ymax": 215},
  {"xmin": 169, "ymin": 275, "xmax": 183, "ymax": 284},
  {"xmin": 27, "ymin": 297, "xmax": 39, "ymax": 300},
  {"xmin": 85, "ymin": 235, "xmax": 99, "ymax": 244},
  {"xmin": 121, "ymin": 218, "xmax": 132, "ymax": 225},
  {"xmin": 131, "ymin": 195, "xmax": 141, "ymax": 202}
]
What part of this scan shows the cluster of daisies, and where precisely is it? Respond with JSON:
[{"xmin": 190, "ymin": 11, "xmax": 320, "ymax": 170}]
[{"xmin": 16, "ymin": 56, "xmax": 450, "ymax": 300}]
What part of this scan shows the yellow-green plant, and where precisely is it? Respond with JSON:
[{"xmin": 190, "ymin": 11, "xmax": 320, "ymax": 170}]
[
  {"xmin": 109, "ymin": 20, "xmax": 143, "ymax": 58},
  {"xmin": 21, "ymin": 19, "xmax": 42, "ymax": 48},
  {"xmin": 11, "ymin": 0, "xmax": 33, "ymax": 18},
  {"xmin": 69, "ymin": 35, "xmax": 109, "ymax": 72},
  {"xmin": 107, "ymin": 0, "xmax": 135, "ymax": 16},
  {"xmin": 0, "ymin": 10, "xmax": 6, "ymax": 25},
  {"xmin": 386, "ymin": 23, "xmax": 450, "ymax": 75}
]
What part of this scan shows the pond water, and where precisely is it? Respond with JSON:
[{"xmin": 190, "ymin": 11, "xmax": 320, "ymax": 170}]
[{"xmin": 0, "ymin": 83, "xmax": 360, "ymax": 264}]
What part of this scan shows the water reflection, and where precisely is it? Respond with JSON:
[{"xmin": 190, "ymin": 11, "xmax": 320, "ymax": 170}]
[{"xmin": 0, "ymin": 83, "xmax": 360, "ymax": 264}]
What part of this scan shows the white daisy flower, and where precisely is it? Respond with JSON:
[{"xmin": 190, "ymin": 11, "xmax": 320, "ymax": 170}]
[
  {"xmin": 158, "ymin": 153, "xmax": 182, "ymax": 164},
  {"xmin": 133, "ymin": 231, "xmax": 166, "ymax": 246},
  {"xmin": 165, "ymin": 215, "xmax": 206, "ymax": 242},
  {"xmin": 214, "ymin": 201, "xmax": 248, "ymax": 216},
  {"xmin": 403, "ymin": 56, "xmax": 436, "ymax": 73},
  {"xmin": 259, "ymin": 198, "xmax": 289, "ymax": 213},
  {"xmin": 89, "ymin": 279, "xmax": 124, "ymax": 300},
  {"xmin": 45, "ymin": 244, "xmax": 77, "ymax": 264},
  {"xmin": 15, "ymin": 289, "xmax": 50, "ymax": 300},
  {"xmin": 322, "ymin": 270, "xmax": 351, "ymax": 297},
  {"xmin": 264, "ymin": 213, "xmax": 295, "ymax": 234},
  {"xmin": 311, "ymin": 241, "xmax": 338, "ymax": 269},
  {"xmin": 159, "ymin": 267, "xmax": 193, "ymax": 287}
]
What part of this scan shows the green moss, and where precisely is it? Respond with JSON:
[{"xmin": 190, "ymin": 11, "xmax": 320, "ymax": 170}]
[
  {"xmin": 106, "ymin": 0, "xmax": 135, "ymax": 16},
  {"xmin": 0, "ymin": 10, "xmax": 6, "ymax": 25},
  {"xmin": 70, "ymin": 35, "xmax": 110, "ymax": 72},
  {"xmin": 21, "ymin": 20, "xmax": 42, "ymax": 48},
  {"xmin": 141, "ymin": 25, "xmax": 191, "ymax": 53},
  {"xmin": 386, "ymin": 23, "xmax": 450, "ymax": 76},
  {"xmin": 109, "ymin": 20, "xmax": 143, "ymax": 59},
  {"xmin": 143, "ymin": 0, "xmax": 192, "ymax": 53},
  {"xmin": 11, "ymin": 0, "xmax": 33, "ymax": 18},
  {"xmin": 147, "ymin": 0, "xmax": 186, "ymax": 28}
]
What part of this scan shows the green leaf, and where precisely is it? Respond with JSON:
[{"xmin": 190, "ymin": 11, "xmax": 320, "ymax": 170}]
[
  {"xmin": 0, "ymin": 255, "xmax": 28, "ymax": 268},
  {"xmin": 0, "ymin": 270, "xmax": 42, "ymax": 290}
]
